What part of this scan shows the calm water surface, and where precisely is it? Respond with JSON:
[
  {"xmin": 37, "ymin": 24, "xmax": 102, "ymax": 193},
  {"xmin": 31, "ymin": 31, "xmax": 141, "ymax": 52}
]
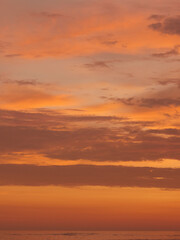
[{"xmin": 0, "ymin": 231, "xmax": 180, "ymax": 240}]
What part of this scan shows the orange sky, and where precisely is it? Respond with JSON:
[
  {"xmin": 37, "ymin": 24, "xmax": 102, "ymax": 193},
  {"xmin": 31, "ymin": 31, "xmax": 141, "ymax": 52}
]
[{"xmin": 0, "ymin": 0, "xmax": 180, "ymax": 231}]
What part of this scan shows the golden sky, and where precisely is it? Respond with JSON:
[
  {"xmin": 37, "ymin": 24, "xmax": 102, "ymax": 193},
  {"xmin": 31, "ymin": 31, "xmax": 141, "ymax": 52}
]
[{"xmin": 0, "ymin": 0, "xmax": 180, "ymax": 231}]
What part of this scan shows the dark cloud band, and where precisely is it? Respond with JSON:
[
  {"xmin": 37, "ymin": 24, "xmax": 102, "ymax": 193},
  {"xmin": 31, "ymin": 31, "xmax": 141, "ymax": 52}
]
[{"xmin": 0, "ymin": 164, "xmax": 180, "ymax": 189}]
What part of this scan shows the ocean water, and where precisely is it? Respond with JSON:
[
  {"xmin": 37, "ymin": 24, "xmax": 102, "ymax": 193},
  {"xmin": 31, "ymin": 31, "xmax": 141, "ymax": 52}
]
[{"xmin": 0, "ymin": 231, "xmax": 180, "ymax": 240}]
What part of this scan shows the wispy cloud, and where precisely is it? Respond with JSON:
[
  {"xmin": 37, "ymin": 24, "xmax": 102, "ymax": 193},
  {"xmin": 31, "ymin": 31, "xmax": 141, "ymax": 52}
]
[
  {"xmin": 152, "ymin": 45, "xmax": 180, "ymax": 58},
  {"xmin": 34, "ymin": 11, "xmax": 64, "ymax": 18},
  {"xmin": 84, "ymin": 61, "xmax": 111, "ymax": 70}
]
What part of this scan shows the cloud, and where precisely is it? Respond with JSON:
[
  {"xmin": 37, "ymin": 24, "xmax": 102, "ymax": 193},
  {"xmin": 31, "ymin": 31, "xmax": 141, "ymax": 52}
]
[
  {"xmin": 0, "ymin": 164, "xmax": 180, "ymax": 189},
  {"xmin": 102, "ymin": 40, "xmax": 119, "ymax": 46},
  {"xmin": 84, "ymin": 61, "xmax": 111, "ymax": 70},
  {"xmin": 114, "ymin": 97, "xmax": 180, "ymax": 107},
  {"xmin": 158, "ymin": 78, "xmax": 180, "ymax": 87},
  {"xmin": 152, "ymin": 45, "xmax": 180, "ymax": 57},
  {"xmin": 0, "ymin": 84, "xmax": 74, "ymax": 110},
  {"xmin": 148, "ymin": 15, "xmax": 165, "ymax": 21},
  {"xmin": 0, "ymin": 122, "xmax": 180, "ymax": 162},
  {"xmin": 2, "ymin": 1, "xmax": 179, "ymax": 59},
  {"xmin": 3, "ymin": 79, "xmax": 39, "ymax": 86},
  {"xmin": 147, "ymin": 128, "xmax": 180, "ymax": 136},
  {"xmin": 107, "ymin": 82, "xmax": 180, "ymax": 110},
  {"xmin": 5, "ymin": 53, "xmax": 23, "ymax": 58},
  {"xmin": 0, "ymin": 108, "xmax": 124, "ymax": 128},
  {"xmin": 149, "ymin": 16, "xmax": 180, "ymax": 35},
  {"xmin": 34, "ymin": 11, "xmax": 64, "ymax": 18}
]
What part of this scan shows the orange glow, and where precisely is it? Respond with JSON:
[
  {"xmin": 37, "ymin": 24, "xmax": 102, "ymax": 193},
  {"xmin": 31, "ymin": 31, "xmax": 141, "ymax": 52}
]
[
  {"xmin": 0, "ymin": 186, "xmax": 180, "ymax": 230},
  {"xmin": 0, "ymin": 0, "xmax": 180, "ymax": 231}
]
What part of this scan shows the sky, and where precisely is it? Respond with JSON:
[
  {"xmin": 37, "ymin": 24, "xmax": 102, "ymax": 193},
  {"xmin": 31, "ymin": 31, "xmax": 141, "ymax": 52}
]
[{"xmin": 0, "ymin": 0, "xmax": 180, "ymax": 231}]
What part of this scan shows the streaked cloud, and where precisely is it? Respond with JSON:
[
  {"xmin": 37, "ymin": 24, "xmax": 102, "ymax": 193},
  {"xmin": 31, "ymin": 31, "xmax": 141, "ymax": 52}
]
[{"xmin": 112, "ymin": 97, "xmax": 180, "ymax": 108}]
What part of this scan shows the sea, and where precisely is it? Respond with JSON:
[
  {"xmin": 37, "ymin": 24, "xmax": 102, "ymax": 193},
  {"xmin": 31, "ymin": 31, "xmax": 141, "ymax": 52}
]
[{"xmin": 0, "ymin": 231, "xmax": 180, "ymax": 240}]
